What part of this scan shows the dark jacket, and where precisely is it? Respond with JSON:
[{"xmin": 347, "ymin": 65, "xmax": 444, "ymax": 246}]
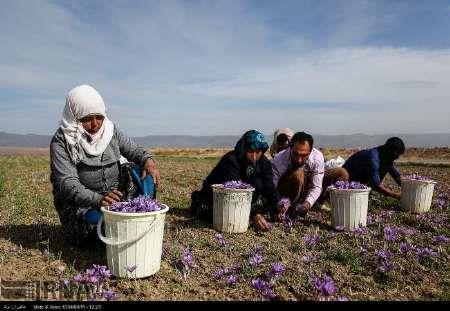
[
  {"xmin": 191, "ymin": 150, "xmax": 280, "ymax": 221},
  {"xmin": 343, "ymin": 147, "xmax": 401, "ymax": 191}
]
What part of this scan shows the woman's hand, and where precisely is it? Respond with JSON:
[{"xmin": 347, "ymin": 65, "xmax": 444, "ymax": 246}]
[
  {"xmin": 253, "ymin": 214, "xmax": 272, "ymax": 231},
  {"xmin": 141, "ymin": 158, "xmax": 161, "ymax": 189},
  {"xmin": 100, "ymin": 189, "xmax": 123, "ymax": 207}
]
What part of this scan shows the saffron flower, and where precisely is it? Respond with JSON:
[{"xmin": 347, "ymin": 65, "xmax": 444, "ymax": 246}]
[
  {"xmin": 251, "ymin": 278, "xmax": 276, "ymax": 300},
  {"xmin": 226, "ymin": 275, "xmax": 238, "ymax": 286},
  {"xmin": 402, "ymin": 173, "xmax": 434, "ymax": 182},
  {"xmin": 313, "ymin": 274, "xmax": 337, "ymax": 297},
  {"xmin": 220, "ymin": 180, "xmax": 253, "ymax": 189},
  {"xmin": 433, "ymin": 235, "xmax": 449, "ymax": 244},
  {"xmin": 214, "ymin": 233, "xmax": 226, "ymax": 247},
  {"xmin": 73, "ymin": 273, "xmax": 83, "ymax": 284},
  {"xmin": 110, "ymin": 196, "xmax": 163, "ymax": 213},
  {"xmin": 399, "ymin": 242, "xmax": 411, "ymax": 254},
  {"xmin": 354, "ymin": 224, "xmax": 367, "ymax": 236},
  {"xmin": 376, "ymin": 249, "xmax": 394, "ymax": 273},
  {"xmin": 267, "ymin": 262, "xmax": 285, "ymax": 281},
  {"xmin": 282, "ymin": 215, "xmax": 294, "ymax": 233},
  {"xmin": 415, "ymin": 247, "xmax": 437, "ymax": 259},
  {"xmin": 303, "ymin": 234, "xmax": 320, "ymax": 247},
  {"xmin": 383, "ymin": 226, "xmax": 398, "ymax": 242},
  {"xmin": 101, "ymin": 290, "xmax": 117, "ymax": 301},
  {"xmin": 278, "ymin": 197, "xmax": 291, "ymax": 211},
  {"xmin": 181, "ymin": 247, "xmax": 196, "ymax": 270},
  {"xmin": 249, "ymin": 253, "xmax": 264, "ymax": 267},
  {"xmin": 329, "ymin": 181, "xmax": 368, "ymax": 190}
]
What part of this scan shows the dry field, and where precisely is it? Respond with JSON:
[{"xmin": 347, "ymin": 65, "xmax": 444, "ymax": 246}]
[{"xmin": 0, "ymin": 149, "xmax": 448, "ymax": 301}]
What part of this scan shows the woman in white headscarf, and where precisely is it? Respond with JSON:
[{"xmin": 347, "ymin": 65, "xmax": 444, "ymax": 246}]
[
  {"xmin": 50, "ymin": 84, "xmax": 160, "ymax": 246},
  {"xmin": 269, "ymin": 128, "xmax": 294, "ymax": 158}
]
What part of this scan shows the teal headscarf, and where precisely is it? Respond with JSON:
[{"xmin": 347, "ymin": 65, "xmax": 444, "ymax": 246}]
[{"xmin": 234, "ymin": 130, "xmax": 269, "ymax": 179}]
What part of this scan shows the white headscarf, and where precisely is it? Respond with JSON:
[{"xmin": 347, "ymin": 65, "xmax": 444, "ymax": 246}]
[
  {"xmin": 60, "ymin": 84, "xmax": 114, "ymax": 164},
  {"xmin": 270, "ymin": 128, "xmax": 294, "ymax": 157}
]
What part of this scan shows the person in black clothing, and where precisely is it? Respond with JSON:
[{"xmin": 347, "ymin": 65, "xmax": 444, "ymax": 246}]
[
  {"xmin": 190, "ymin": 130, "xmax": 280, "ymax": 231},
  {"xmin": 342, "ymin": 137, "xmax": 405, "ymax": 199}
]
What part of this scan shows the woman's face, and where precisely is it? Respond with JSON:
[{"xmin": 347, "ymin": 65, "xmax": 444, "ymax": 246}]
[
  {"xmin": 79, "ymin": 114, "xmax": 104, "ymax": 135},
  {"xmin": 245, "ymin": 149, "xmax": 263, "ymax": 163}
]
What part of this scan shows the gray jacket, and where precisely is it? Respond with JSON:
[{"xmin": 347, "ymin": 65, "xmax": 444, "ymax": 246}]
[{"xmin": 50, "ymin": 125, "xmax": 153, "ymax": 208}]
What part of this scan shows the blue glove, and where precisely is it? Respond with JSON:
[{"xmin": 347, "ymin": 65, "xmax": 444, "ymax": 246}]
[
  {"xmin": 85, "ymin": 208, "xmax": 102, "ymax": 225},
  {"xmin": 131, "ymin": 165, "xmax": 156, "ymax": 198}
]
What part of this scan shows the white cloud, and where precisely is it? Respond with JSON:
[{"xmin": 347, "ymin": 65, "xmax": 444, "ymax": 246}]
[{"xmin": 0, "ymin": 1, "xmax": 449, "ymax": 136}]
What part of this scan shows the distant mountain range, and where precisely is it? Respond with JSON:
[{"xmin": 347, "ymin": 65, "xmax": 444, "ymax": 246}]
[{"xmin": 0, "ymin": 131, "xmax": 449, "ymax": 148}]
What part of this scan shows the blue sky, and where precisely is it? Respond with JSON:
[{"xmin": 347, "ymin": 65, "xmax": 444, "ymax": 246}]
[{"xmin": 1, "ymin": 0, "xmax": 450, "ymax": 136}]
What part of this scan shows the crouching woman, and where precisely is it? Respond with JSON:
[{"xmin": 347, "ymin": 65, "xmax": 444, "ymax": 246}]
[
  {"xmin": 50, "ymin": 85, "xmax": 160, "ymax": 246},
  {"xmin": 190, "ymin": 130, "xmax": 280, "ymax": 231}
]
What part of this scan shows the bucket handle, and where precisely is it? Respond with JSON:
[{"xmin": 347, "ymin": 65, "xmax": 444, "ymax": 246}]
[{"xmin": 96, "ymin": 216, "xmax": 159, "ymax": 246}]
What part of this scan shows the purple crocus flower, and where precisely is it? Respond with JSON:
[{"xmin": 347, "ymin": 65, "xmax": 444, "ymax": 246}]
[
  {"xmin": 181, "ymin": 247, "xmax": 196, "ymax": 270},
  {"xmin": 221, "ymin": 180, "xmax": 253, "ymax": 189},
  {"xmin": 433, "ymin": 235, "xmax": 449, "ymax": 244},
  {"xmin": 376, "ymin": 249, "xmax": 393, "ymax": 261},
  {"xmin": 415, "ymin": 247, "xmax": 437, "ymax": 258},
  {"xmin": 226, "ymin": 275, "xmax": 238, "ymax": 286},
  {"xmin": 380, "ymin": 210, "xmax": 395, "ymax": 222},
  {"xmin": 86, "ymin": 268, "xmax": 96, "ymax": 277},
  {"xmin": 400, "ymin": 242, "xmax": 411, "ymax": 254},
  {"xmin": 303, "ymin": 234, "xmax": 320, "ymax": 247},
  {"xmin": 62, "ymin": 279, "xmax": 70, "ymax": 288},
  {"xmin": 383, "ymin": 226, "xmax": 397, "ymax": 242},
  {"xmin": 278, "ymin": 198, "xmax": 291, "ymax": 213},
  {"xmin": 102, "ymin": 290, "xmax": 117, "ymax": 301},
  {"xmin": 376, "ymin": 249, "xmax": 394, "ymax": 273},
  {"xmin": 282, "ymin": 215, "xmax": 294, "ymax": 233},
  {"xmin": 212, "ymin": 269, "xmax": 225, "ymax": 279},
  {"xmin": 110, "ymin": 196, "xmax": 163, "ymax": 213},
  {"xmin": 73, "ymin": 273, "xmax": 83, "ymax": 284},
  {"xmin": 314, "ymin": 274, "xmax": 337, "ymax": 297},
  {"xmin": 268, "ymin": 262, "xmax": 285, "ymax": 279},
  {"xmin": 379, "ymin": 259, "xmax": 394, "ymax": 273},
  {"xmin": 249, "ymin": 253, "xmax": 264, "ymax": 266},
  {"xmin": 214, "ymin": 233, "xmax": 226, "ymax": 247},
  {"xmin": 330, "ymin": 181, "xmax": 368, "ymax": 190},
  {"xmin": 251, "ymin": 278, "xmax": 276, "ymax": 300},
  {"xmin": 433, "ymin": 191, "xmax": 448, "ymax": 210},
  {"xmin": 402, "ymin": 173, "xmax": 433, "ymax": 182},
  {"xmin": 354, "ymin": 224, "xmax": 367, "ymax": 236},
  {"xmin": 88, "ymin": 275, "xmax": 99, "ymax": 284}
]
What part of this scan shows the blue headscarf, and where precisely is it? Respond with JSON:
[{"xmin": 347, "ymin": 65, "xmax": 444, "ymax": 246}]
[{"xmin": 234, "ymin": 130, "xmax": 269, "ymax": 178}]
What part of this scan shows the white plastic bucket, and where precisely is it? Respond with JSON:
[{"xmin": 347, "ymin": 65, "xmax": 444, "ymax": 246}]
[
  {"xmin": 401, "ymin": 179, "xmax": 436, "ymax": 213},
  {"xmin": 212, "ymin": 184, "xmax": 255, "ymax": 233},
  {"xmin": 97, "ymin": 204, "xmax": 169, "ymax": 278},
  {"xmin": 329, "ymin": 188, "xmax": 371, "ymax": 231}
]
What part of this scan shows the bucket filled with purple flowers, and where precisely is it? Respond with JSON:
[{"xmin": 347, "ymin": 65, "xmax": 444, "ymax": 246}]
[
  {"xmin": 97, "ymin": 196, "xmax": 169, "ymax": 278},
  {"xmin": 211, "ymin": 181, "xmax": 255, "ymax": 233},
  {"xmin": 328, "ymin": 181, "xmax": 371, "ymax": 231},
  {"xmin": 401, "ymin": 174, "xmax": 437, "ymax": 214}
]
